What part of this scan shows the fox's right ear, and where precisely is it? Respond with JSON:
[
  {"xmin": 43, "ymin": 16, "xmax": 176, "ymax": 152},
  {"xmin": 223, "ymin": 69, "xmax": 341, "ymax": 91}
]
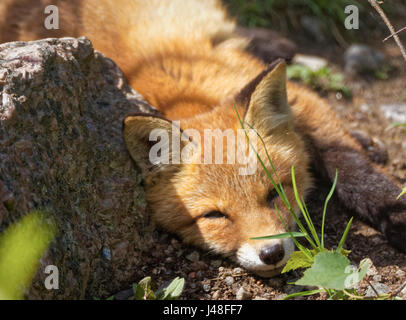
[
  {"xmin": 236, "ymin": 59, "xmax": 292, "ymax": 137},
  {"xmin": 123, "ymin": 114, "xmax": 190, "ymax": 176}
]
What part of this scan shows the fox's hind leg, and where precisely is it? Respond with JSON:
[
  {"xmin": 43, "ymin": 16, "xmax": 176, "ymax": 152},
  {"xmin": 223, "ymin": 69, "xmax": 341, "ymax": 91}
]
[{"xmin": 289, "ymin": 82, "xmax": 406, "ymax": 253}]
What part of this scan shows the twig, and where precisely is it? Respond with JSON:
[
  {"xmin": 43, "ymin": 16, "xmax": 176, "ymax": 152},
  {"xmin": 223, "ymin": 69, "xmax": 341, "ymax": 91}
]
[
  {"xmin": 390, "ymin": 280, "xmax": 406, "ymax": 298},
  {"xmin": 383, "ymin": 26, "xmax": 406, "ymax": 42},
  {"xmin": 368, "ymin": 0, "xmax": 406, "ymax": 61},
  {"xmin": 365, "ymin": 278, "xmax": 380, "ymax": 297}
]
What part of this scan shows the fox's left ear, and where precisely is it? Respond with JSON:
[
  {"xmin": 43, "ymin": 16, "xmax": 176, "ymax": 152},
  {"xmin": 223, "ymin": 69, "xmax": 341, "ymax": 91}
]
[
  {"xmin": 237, "ymin": 59, "xmax": 292, "ymax": 136},
  {"xmin": 123, "ymin": 114, "xmax": 192, "ymax": 176}
]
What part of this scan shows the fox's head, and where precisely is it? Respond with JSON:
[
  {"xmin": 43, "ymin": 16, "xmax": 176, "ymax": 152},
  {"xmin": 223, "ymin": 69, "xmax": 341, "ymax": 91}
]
[{"xmin": 123, "ymin": 61, "xmax": 312, "ymax": 277}]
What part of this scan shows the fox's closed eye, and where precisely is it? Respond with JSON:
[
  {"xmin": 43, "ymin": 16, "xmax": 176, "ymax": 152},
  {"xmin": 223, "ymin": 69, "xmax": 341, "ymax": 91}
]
[
  {"xmin": 267, "ymin": 189, "xmax": 279, "ymax": 205},
  {"xmin": 201, "ymin": 210, "xmax": 228, "ymax": 219}
]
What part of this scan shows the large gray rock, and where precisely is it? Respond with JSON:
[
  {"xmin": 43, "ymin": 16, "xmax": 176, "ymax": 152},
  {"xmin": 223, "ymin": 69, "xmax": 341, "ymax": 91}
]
[{"xmin": 0, "ymin": 37, "xmax": 156, "ymax": 299}]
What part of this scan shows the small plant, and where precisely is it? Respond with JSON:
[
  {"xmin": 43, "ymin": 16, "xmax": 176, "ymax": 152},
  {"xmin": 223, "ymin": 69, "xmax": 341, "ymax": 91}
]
[
  {"xmin": 94, "ymin": 276, "xmax": 185, "ymax": 300},
  {"xmin": 287, "ymin": 64, "xmax": 352, "ymax": 99},
  {"xmin": 132, "ymin": 276, "xmax": 185, "ymax": 300},
  {"xmin": 234, "ymin": 106, "xmax": 403, "ymax": 300}
]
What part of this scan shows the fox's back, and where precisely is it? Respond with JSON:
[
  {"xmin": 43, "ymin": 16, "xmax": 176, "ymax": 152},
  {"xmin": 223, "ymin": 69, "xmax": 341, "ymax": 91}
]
[{"xmin": 0, "ymin": 0, "xmax": 266, "ymax": 123}]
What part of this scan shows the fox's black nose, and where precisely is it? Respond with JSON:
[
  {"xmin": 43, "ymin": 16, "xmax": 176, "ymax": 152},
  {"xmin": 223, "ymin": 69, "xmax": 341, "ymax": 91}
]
[{"xmin": 259, "ymin": 243, "xmax": 284, "ymax": 265}]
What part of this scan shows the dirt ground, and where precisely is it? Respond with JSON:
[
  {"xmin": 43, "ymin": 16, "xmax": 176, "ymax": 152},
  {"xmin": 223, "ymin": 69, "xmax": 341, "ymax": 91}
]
[{"xmin": 116, "ymin": 24, "xmax": 406, "ymax": 301}]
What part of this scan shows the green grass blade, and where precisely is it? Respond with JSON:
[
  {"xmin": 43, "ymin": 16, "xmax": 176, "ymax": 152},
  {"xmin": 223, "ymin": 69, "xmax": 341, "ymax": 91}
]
[
  {"xmin": 291, "ymin": 166, "xmax": 320, "ymax": 249},
  {"xmin": 274, "ymin": 204, "xmax": 314, "ymax": 261},
  {"xmin": 321, "ymin": 170, "xmax": 338, "ymax": 250},
  {"xmin": 283, "ymin": 289, "xmax": 326, "ymax": 300},
  {"xmin": 251, "ymin": 232, "xmax": 306, "ymax": 240},
  {"xmin": 336, "ymin": 217, "xmax": 353, "ymax": 253}
]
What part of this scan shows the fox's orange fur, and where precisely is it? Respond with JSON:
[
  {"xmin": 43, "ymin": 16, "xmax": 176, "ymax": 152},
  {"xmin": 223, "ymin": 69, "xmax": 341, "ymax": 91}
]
[{"xmin": 2, "ymin": 0, "xmax": 405, "ymax": 276}]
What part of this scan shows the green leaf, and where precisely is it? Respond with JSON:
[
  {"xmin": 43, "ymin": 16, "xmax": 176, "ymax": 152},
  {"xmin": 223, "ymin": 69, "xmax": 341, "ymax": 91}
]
[
  {"xmin": 295, "ymin": 251, "xmax": 352, "ymax": 290},
  {"xmin": 134, "ymin": 277, "xmax": 155, "ymax": 300},
  {"xmin": 251, "ymin": 232, "xmax": 306, "ymax": 241},
  {"xmin": 343, "ymin": 258, "xmax": 370, "ymax": 289},
  {"xmin": 155, "ymin": 277, "xmax": 185, "ymax": 300},
  {"xmin": 281, "ymin": 250, "xmax": 315, "ymax": 273},
  {"xmin": 0, "ymin": 211, "xmax": 56, "ymax": 300},
  {"xmin": 340, "ymin": 248, "xmax": 351, "ymax": 256}
]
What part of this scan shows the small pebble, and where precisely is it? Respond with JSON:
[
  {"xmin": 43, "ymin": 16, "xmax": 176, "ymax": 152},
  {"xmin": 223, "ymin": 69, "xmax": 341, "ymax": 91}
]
[
  {"xmin": 372, "ymin": 275, "xmax": 382, "ymax": 282},
  {"xmin": 202, "ymin": 284, "xmax": 211, "ymax": 293},
  {"xmin": 102, "ymin": 247, "xmax": 111, "ymax": 261},
  {"xmin": 186, "ymin": 251, "xmax": 200, "ymax": 262},
  {"xmin": 364, "ymin": 258, "xmax": 378, "ymax": 276},
  {"xmin": 395, "ymin": 269, "xmax": 405, "ymax": 278},
  {"xmin": 232, "ymin": 267, "xmax": 244, "ymax": 275},
  {"xmin": 236, "ymin": 287, "xmax": 252, "ymax": 300},
  {"xmin": 212, "ymin": 290, "xmax": 220, "ymax": 299},
  {"xmin": 401, "ymin": 286, "xmax": 406, "ymax": 297},
  {"xmin": 365, "ymin": 282, "xmax": 391, "ymax": 297},
  {"xmin": 225, "ymin": 276, "xmax": 235, "ymax": 286},
  {"xmin": 274, "ymin": 293, "xmax": 287, "ymax": 300}
]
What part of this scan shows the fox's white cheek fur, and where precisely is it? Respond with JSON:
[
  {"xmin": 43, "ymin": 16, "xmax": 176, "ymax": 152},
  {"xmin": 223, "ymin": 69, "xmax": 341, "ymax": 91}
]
[{"xmin": 236, "ymin": 238, "xmax": 295, "ymax": 277}]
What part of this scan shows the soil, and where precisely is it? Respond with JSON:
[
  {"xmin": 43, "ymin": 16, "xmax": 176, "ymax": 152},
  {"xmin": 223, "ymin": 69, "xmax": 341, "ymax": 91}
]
[{"xmin": 113, "ymin": 23, "xmax": 406, "ymax": 301}]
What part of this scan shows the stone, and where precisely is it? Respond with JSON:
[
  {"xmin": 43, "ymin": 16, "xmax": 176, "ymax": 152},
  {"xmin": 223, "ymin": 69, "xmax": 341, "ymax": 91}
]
[
  {"xmin": 380, "ymin": 104, "xmax": 406, "ymax": 124},
  {"xmin": 365, "ymin": 282, "xmax": 391, "ymax": 297},
  {"xmin": 202, "ymin": 284, "xmax": 211, "ymax": 293},
  {"xmin": 212, "ymin": 290, "xmax": 220, "ymax": 299},
  {"xmin": 236, "ymin": 287, "xmax": 252, "ymax": 300},
  {"xmin": 225, "ymin": 276, "xmax": 235, "ymax": 286},
  {"xmin": 186, "ymin": 251, "xmax": 200, "ymax": 262},
  {"xmin": 0, "ymin": 37, "xmax": 156, "ymax": 299},
  {"xmin": 364, "ymin": 258, "xmax": 378, "ymax": 276},
  {"xmin": 344, "ymin": 44, "xmax": 386, "ymax": 75},
  {"xmin": 293, "ymin": 54, "xmax": 328, "ymax": 72}
]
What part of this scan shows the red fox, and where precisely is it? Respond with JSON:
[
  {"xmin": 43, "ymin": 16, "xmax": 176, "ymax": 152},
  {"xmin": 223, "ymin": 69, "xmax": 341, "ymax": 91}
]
[{"xmin": 1, "ymin": 0, "xmax": 405, "ymax": 277}]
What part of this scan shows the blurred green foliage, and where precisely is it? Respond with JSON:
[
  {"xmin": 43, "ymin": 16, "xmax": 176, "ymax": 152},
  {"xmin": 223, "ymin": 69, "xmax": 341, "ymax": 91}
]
[
  {"xmin": 287, "ymin": 64, "xmax": 352, "ymax": 98},
  {"xmin": 0, "ymin": 212, "xmax": 56, "ymax": 300},
  {"xmin": 133, "ymin": 276, "xmax": 185, "ymax": 300},
  {"xmin": 225, "ymin": 0, "xmax": 364, "ymax": 28}
]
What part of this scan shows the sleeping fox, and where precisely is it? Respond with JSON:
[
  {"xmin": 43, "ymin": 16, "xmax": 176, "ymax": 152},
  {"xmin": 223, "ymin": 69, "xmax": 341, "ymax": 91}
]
[{"xmin": 1, "ymin": 0, "xmax": 405, "ymax": 277}]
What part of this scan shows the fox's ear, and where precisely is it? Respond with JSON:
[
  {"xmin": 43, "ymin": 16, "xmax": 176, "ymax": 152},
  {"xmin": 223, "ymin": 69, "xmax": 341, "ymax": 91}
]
[
  {"xmin": 238, "ymin": 60, "xmax": 292, "ymax": 136},
  {"xmin": 123, "ymin": 114, "xmax": 192, "ymax": 176}
]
